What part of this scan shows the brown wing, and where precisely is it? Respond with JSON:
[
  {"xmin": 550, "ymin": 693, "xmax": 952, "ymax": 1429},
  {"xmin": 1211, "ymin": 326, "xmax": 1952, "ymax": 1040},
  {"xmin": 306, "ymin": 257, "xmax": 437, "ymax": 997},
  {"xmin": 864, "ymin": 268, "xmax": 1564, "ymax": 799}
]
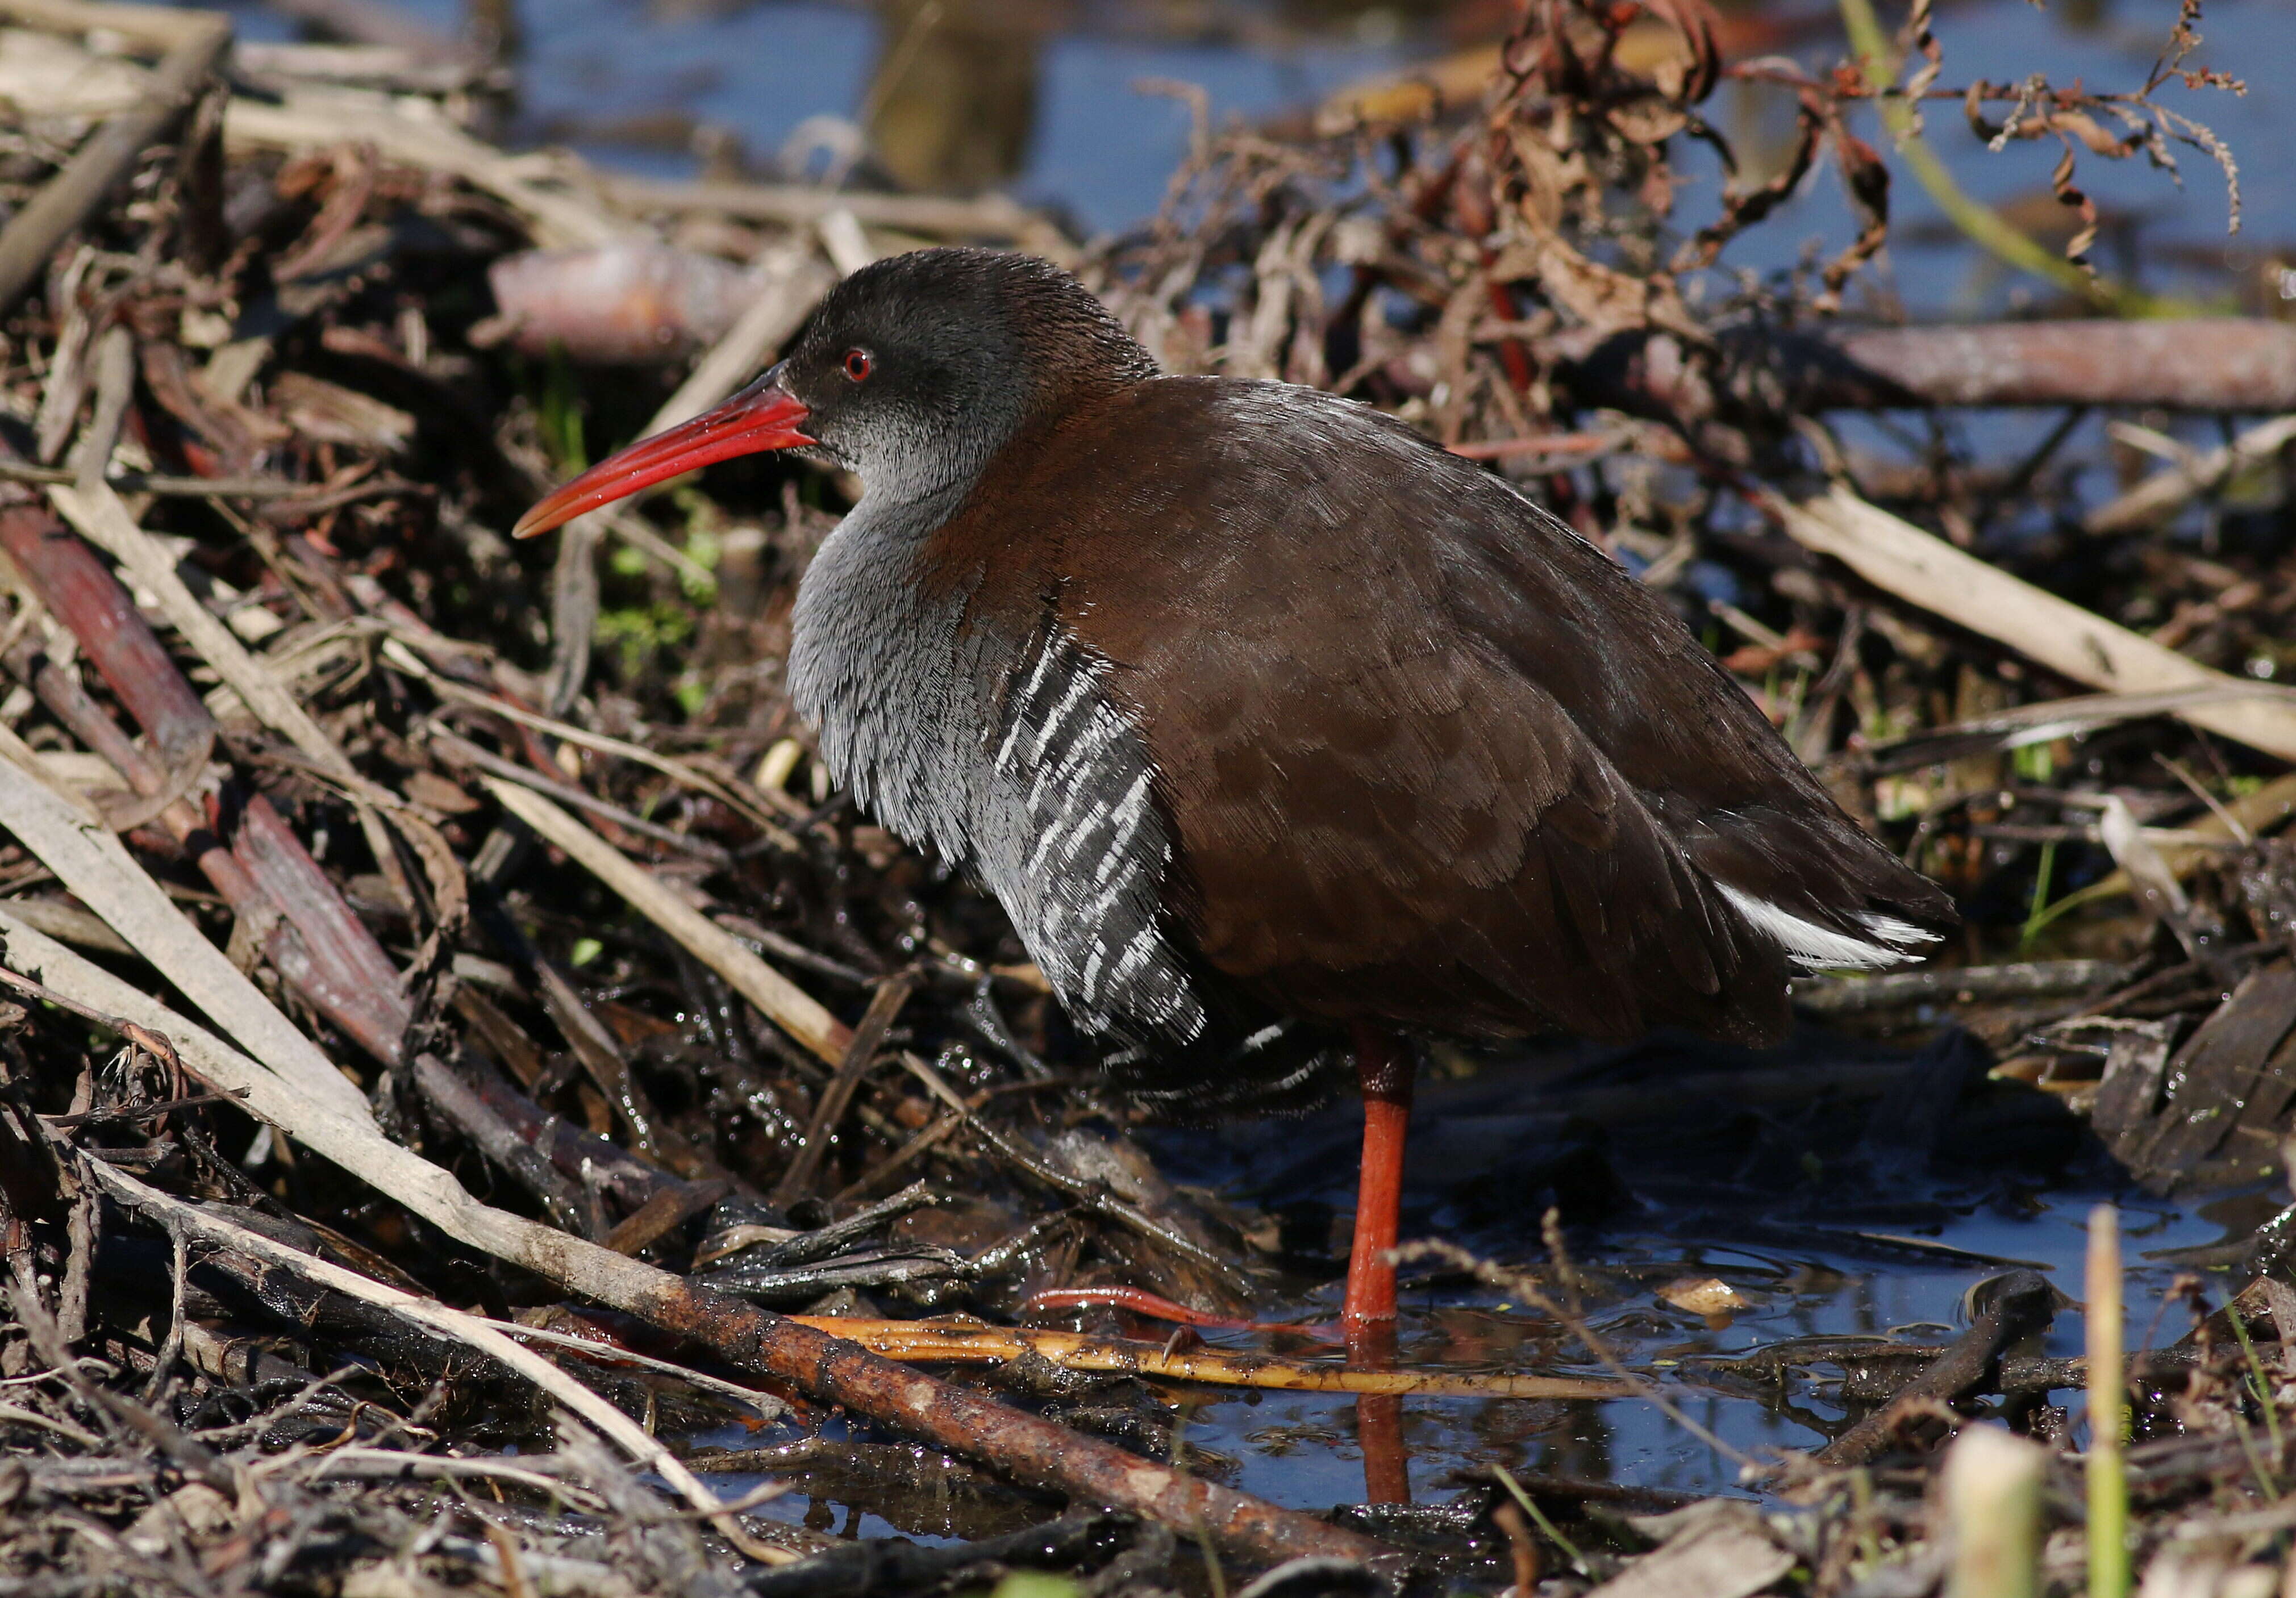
[{"xmin": 935, "ymin": 377, "xmax": 1949, "ymax": 1048}]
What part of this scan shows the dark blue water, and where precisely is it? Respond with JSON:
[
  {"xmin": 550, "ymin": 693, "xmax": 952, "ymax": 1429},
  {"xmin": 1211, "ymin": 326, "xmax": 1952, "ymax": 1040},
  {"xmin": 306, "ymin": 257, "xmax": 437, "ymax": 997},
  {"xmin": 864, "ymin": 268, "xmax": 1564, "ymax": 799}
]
[
  {"xmin": 688, "ymin": 1169, "xmax": 2246, "ymax": 1525},
  {"xmin": 520, "ymin": 3, "xmax": 1411, "ymax": 236}
]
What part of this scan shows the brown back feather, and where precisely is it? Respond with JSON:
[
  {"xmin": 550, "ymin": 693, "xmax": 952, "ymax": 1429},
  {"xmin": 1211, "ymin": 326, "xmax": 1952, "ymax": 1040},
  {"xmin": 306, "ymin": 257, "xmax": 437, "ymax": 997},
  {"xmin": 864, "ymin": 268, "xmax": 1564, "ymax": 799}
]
[{"xmin": 922, "ymin": 376, "xmax": 1952, "ymax": 1048}]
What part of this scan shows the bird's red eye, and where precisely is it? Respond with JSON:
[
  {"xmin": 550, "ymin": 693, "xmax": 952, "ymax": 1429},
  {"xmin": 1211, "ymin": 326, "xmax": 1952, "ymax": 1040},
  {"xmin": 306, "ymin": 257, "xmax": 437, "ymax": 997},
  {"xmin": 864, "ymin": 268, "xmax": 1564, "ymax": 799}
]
[{"xmin": 843, "ymin": 349, "xmax": 873, "ymax": 382}]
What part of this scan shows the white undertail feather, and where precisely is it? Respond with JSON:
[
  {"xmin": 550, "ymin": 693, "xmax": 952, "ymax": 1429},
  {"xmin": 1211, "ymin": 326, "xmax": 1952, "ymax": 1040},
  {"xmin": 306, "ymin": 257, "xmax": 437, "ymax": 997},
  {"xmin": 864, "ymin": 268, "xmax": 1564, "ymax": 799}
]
[{"xmin": 1715, "ymin": 884, "xmax": 1940, "ymax": 972}]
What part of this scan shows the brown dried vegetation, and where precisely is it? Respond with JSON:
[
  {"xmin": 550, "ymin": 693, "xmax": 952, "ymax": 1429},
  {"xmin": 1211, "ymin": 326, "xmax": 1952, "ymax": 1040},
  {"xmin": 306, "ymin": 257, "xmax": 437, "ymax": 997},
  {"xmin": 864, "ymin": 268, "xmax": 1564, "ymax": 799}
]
[{"xmin": 0, "ymin": 0, "xmax": 2293, "ymax": 1593}]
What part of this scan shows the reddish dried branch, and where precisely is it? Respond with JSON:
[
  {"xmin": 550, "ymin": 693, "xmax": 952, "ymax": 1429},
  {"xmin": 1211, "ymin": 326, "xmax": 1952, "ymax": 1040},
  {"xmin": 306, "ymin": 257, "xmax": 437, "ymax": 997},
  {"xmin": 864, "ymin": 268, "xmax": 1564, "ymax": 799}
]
[
  {"xmin": 1565, "ymin": 319, "xmax": 2296, "ymax": 429},
  {"xmin": 627, "ymin": 1276, "xmax": 1403, "ymax": 1572},
  {"xmin": 224, "ymin": 787, "xmax": 412, "ymax": 1062},
  {"xmin": 0, "ymin": 499, "xmax": 213, "ymax": 766},
  {"xmin": 0, "ymin": 481, "xmax": 412, "ymax": 1063}
]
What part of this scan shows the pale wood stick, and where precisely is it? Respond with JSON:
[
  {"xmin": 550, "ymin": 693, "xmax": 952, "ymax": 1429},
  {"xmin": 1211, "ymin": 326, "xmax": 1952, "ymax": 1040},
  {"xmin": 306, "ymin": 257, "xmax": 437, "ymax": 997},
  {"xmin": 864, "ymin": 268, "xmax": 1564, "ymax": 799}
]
[
  {"xmin": 0, "ymin": 718, "xmax": 106, "ymax": 823},
  {"xmin": 649, "ymin": 248, "xmax": 836, "ymax": 433},
  {"xmin": 1776, "ymin": 486, "xmax": 2296, "ymax": 763},
  {"xmin": 0, "ymin": 894, "xmax": 135, "ymax": 954},
  {"xmin": 2049, "ymin": 770, "xmax": 2296, "ymax": 920},
  {"xmin": 0, "ymin": 457, "xmax": 413, "ymax": 498},
  {"xmin": 2085, "ymin": 414, "xmax": 2296, "ymax": 536},
  {"xmin": 0, "ymin": 0, "xmax": 226, "ymax": 47},
  {"xmin": 233, "ymin": 41, "xmax": 485, "ymax": 93},
  {"xmin": 1941, "ymin": 1425, "xmax": 2044, "ymax": 1598},
  {"xmin": 595, "ymin": 173, "xmax": 1045, "ymax": 243},
  {"xmin": 222, "ymin": 84, "xmax": 630, "ymax": 249},
  {"xmin": 481, "ymin": 777, "xmax": 849, "ymax": 1065},
  {"xmin": 49, "ymin": 482, "xmax": 361, "ymax": 783},
  {"xmin": 494, "ymin": 1320, "xmax": 786, "ymax": 1418},
  {"xmin": 0, "ymin": 765, "xmax": 373, "ymax": 1123},
  {"xmin": 0, "ymin": 6, "xmax": 230, "ymax": 314},
  {"xmin": 0, "ymin": 907, "xmax": 1390, "ymax": 1570},
  {"xmin": 82, "ymin": 1160, "xmax": 799, "ymax": 1566},
  {"xmin": 48, "ymin": 479, "xmax": 416, "ymax": 916},
  {"xmin": 815, "ymin": 209, "xmax": 875, "ymax": 278}
]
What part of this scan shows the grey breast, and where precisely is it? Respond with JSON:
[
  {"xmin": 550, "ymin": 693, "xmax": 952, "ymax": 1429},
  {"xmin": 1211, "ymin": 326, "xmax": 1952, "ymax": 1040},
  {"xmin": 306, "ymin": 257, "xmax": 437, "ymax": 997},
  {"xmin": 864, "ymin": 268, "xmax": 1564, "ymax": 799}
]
[{"xmin": 788, "ymin": 493, "xmax": 1206, "ymax": 1053}]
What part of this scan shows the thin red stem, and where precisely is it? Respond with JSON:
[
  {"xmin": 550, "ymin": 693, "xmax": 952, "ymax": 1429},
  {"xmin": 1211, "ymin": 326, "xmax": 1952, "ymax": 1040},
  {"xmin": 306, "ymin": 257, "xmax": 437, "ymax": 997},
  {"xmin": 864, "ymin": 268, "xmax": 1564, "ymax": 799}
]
[{"xmin": 1020, "ymin": 1287, "xmax": 1336, "ymax": 1341}]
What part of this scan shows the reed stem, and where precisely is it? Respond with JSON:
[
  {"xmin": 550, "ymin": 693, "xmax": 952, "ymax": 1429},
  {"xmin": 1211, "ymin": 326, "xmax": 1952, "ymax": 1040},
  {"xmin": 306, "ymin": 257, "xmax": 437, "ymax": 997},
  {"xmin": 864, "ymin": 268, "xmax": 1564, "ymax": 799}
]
[
  {"xmin": 1945, "ymin": 1425, "xmax": 2045, "ymax": 1598},
  {"xmin": 1937, "ymin": 1423, "xmax": 2048, "ymax": 1598},
  {"xmin": 2087, "ymin": 1204, "xmax": 2130, "ymax": 1598}
]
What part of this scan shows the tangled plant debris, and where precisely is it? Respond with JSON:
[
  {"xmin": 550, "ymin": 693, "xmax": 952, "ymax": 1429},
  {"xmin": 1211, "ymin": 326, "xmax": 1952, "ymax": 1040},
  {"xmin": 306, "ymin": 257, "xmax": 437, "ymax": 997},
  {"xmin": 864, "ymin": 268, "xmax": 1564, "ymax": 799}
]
[{"xmin": 0, "ymin": 0, "xmax": 2294, "ymax": 1592}]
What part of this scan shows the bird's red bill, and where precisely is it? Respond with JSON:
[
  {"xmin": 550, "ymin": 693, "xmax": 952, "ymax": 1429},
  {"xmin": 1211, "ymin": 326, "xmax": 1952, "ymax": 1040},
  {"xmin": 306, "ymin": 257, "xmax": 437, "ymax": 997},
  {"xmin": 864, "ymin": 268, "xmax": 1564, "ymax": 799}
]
[{"xmin": 511, "ymin": 377, "xmax": 814, "ymax": 539}]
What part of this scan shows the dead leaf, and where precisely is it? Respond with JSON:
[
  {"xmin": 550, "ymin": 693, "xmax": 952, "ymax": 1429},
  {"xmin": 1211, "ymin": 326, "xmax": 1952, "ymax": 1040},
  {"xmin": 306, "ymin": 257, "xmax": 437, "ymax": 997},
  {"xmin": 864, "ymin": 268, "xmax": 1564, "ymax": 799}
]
[
  {"xmin": 1492, "ymin": 215, "xmax": 1706, "ymax": 345},
  {"xmin": 271, "ymin": 372, "xmax": 416, "ymax": 454},
  {"xmin": 1820, "ymin": 120, "xmax": 1892, "ymax": 302},
  {"xmin": 2098, "ymin": 794, "xmax": 2199, "ymax": 952},
  {"xmin": 1680, "ymin": 95, "xmax": 1824, "ymax": 272},
  {"xmin": 1593, "ymin": 1500, "xmax": 1794, "ymax": 1598},
  {"xmin": 404, "ymin": 770, "xmax": 480, "ymax": 815},
  {"xmin": 1630, "ymin": 0, "xmax": 1722, "ymax": 103},
  {"xmin": 2051, "ymin": 143, "xmax": 2099, "ymax": 264}
]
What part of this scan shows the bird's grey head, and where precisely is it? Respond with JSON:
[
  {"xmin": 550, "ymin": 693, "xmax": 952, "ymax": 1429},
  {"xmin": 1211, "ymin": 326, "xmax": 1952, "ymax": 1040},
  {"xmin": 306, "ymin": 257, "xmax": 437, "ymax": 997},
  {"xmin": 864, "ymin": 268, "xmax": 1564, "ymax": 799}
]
[
  {"xmin": 510, "ymin": 247, "xmax": 1157, "ymax": 540},
  {"xmin": 773, "ymin": 247, "xmax": 1160, "ymax": 504}
]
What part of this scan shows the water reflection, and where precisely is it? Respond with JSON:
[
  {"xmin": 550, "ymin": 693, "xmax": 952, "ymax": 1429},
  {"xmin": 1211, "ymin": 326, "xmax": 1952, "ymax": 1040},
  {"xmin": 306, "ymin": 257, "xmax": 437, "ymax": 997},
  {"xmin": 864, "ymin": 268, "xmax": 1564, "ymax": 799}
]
[
  {"xmin": 673, "ymin": 1042, "xmax": 2245, "ymax": 1547},
  {"xmin": 863, "ymin": 0, "xmax": 1051, "ymax": 194}
]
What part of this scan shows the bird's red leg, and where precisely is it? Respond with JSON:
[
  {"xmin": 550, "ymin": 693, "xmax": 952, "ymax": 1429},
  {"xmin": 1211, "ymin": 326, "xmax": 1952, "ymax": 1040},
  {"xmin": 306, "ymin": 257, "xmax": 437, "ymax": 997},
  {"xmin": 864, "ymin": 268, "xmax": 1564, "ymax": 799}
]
[
  {"xmin": 1342, "ymin": 1023, "xmax": 1413, "ymax": 1336},
  {"xmin": 1344, "ymin": 1023, "xmax": 1414, "ymax": 1504}
]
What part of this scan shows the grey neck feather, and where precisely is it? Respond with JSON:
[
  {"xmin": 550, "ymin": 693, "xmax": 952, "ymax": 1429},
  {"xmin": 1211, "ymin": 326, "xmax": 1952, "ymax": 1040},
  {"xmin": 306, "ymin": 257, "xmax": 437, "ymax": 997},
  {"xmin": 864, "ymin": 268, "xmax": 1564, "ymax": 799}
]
[
  {"xmin": 787, "ymin": 478, "xmax": 986, "ymax": 871},
  {"xmin": 787, "ymin": 320, "xmax": 1034, "ymax": 836}
]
